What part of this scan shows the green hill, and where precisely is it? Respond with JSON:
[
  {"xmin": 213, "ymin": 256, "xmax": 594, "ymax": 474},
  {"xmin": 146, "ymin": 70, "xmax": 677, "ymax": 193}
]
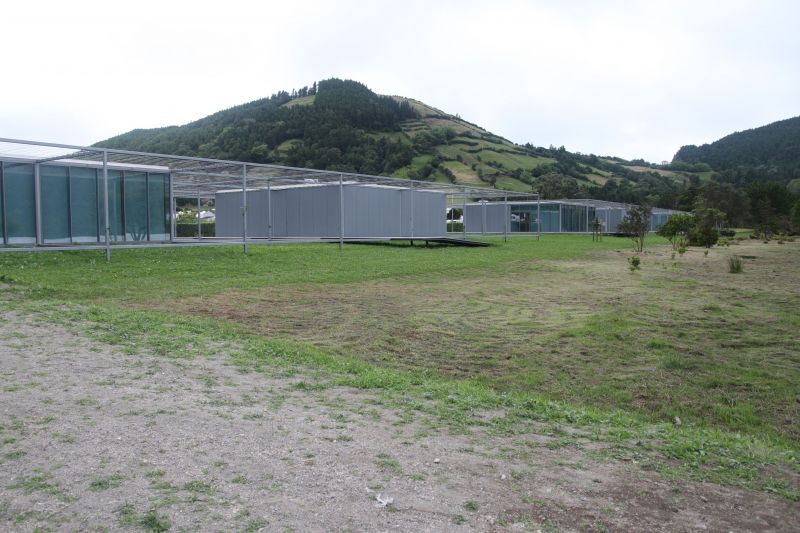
[
  {"xmin": 94, "ymin": 79, "xmax": 720, "ymax": 207},
  {"xmin": 673, "ymin": 116, "xmax": 800, "ymax": 183}
]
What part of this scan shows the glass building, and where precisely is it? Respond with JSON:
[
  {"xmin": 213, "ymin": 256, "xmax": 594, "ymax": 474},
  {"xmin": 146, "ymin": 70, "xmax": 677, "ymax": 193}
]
[
  {"xmin": 0, "ymin": 159, "xmax": 170, "ymax": 245},
  {"xmin": 465, "ymin": 199, "xmax": 683, "ymax": 234}
]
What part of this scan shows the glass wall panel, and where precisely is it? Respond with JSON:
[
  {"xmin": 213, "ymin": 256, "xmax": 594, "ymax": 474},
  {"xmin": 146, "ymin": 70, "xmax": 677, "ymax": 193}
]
[
  {"xmin": 124, "ymin": 172, "xmax": 148, "ymax": 241},
  {"xmin": 561, "ymin": 204, "xmax": 590, "ymax": 232},
  {"xmin": 99, "ymin": 170, "xmax": 125, "ymax": 241},
  {"xmin": 510, "ymin": 206, "xmax": 534, "ymax": 232},
  {"xmin": 70, "ymin": 167, "xmax": 99, "ymax": 243},
  {"xmin": 3, "ymin": 162, "xmax": 36, "ymax": 244},
  {"xmin": 41, "ymin": 165, "xmax": 70, "ymax": 243},
  {"xmin": 540, "ymin": 204, "xmax": 560, "ymax": 232},
  {"xmin": 147, "ymin": 173, "xmax": 169, "ymax": 241},
  {"xmin": 0, "ymin": 165, "xmax": 4, "ymax": 244}
]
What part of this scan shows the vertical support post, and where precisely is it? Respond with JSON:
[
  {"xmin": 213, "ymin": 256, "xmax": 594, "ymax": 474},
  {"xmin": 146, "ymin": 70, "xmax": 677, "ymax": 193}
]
[
  {"xmin": 267, "ymin": 179, "xmax": 273, "ymax": 242},
  {"xmin": 503, "ymin": 194, "xmax": 508, "ymax": 242},
  {"xmin": 338, "ymin": 173, "xmax": 344, "ymax": 250},
  {"xmin": 481, "ymin": 200, "xmax": 486, "ymax": 235},
  {"xmin": 168, "ymin": 173, "xmax": 175, "ymax": 242},
  {"xmin": 34, "ymin": 163, "xmax": 42, "ymax": 245},
  {"xmin": 241, "ymin": 164, "xmax": 248, "ymax": 254},
  {"xmin": 409, "ymin": 183, "xmax": 414, "ymax": 244},
  {"xmin": 102, "ymin": 151, "xmax": 111, "ymax": 262},
  {"xmin": 462, "ymin": 187, "xmax": 467, "ymax": 240},
  {"xmin": 537, "ymin": 194, "xmax": 541, "ymax": 241},
  {"xmin": 558, "ymin": 202, "xmax": 562, "ymax": 234},
  {"xmin": 585, "ymin": 204, "xmax": 589, "ymax": 234},
  {"xmin": 197, "ymin": 189, "xmax": 202, "ymax": 240}
]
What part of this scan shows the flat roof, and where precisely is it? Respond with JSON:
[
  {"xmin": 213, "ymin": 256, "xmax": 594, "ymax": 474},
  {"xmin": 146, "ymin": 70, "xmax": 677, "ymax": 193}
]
[
  {"xmin": 466, "ymin": 199, "xmax": 684, "ymax": 213},
  {"xmin": 0, "ymin": 137, "xmax": 539, "ymax": 201}
]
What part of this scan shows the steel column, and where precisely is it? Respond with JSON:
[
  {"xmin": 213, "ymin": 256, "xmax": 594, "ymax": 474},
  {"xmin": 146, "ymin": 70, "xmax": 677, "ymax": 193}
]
[
  {"xmin": 197, "ymin": 189, "xmax": 202, "ymax": 240},
  {"xmin": 267, "ymin": 179, "xmax": 273, "ymax": 241},
  {"xmin": 537, "ymin": 194, "xmax": 541, "ymax": 241},
  {"xmin": 503, "ymin": 194, "xmax": 508, "ymax": 242},
  {"xmin": 338, "ymin": 173, "xmax": 344, "ymax": 250},
  {"xmin": 462, "ymin": 187, "xmax": 467, "ymax": 240},
  {"xmin": 410, "ymin": 184, "xmax": 414, "ymax": 243},
  {"xmin": 0, "ymin": 163, "xmax": 6, "ymax": 244},
  {"xmin": 585, "ymin": 204, "xmax": 589, "ymax": 234},
  {"xmin": 102, "ymin": 151, "xmax": 111, "ymax": 262},
  {"xmin": 558, "ymin": 202, "xmax": 562, "ymax": 234},
  {"xmin": 241, "ymin": 164, "xmax": 248, "ymax": 254},
  {"xmin": 34, "ymin": 163, "xmax": 42, "ymax": 245},
  {"xmin": 168, "ymin": 173, "xmax": 175, "ymax": 242}
]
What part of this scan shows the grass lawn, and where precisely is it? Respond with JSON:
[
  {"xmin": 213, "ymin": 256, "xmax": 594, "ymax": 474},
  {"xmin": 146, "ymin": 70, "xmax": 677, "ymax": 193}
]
[{"xmin": 0, "ymin": 234, "xmax": 798, "ymax": 498}]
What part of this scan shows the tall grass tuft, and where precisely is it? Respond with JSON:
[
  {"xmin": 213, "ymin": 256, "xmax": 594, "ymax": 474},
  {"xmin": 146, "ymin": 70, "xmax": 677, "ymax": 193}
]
[{"xmin": 728, "ymin": 255, "xmax": 743, "ymax": 274}]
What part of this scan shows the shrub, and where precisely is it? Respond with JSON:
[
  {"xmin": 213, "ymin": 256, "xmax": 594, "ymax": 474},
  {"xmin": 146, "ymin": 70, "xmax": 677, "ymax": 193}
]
[
  {"xmin": 447, "ymin": 221, "xmax": 464, "ymax": 233},
  {"xmin": 719, "ymin": 228, "xmax": 736, "ymax": 237},
  {"xmin": 657, "ymin": 213, "xmax": 694, "ymax": 250},
  {"xmin": 176, "ymin": 222, "xmax": 215, "ymax": 237},
  {"xmin": 728, "ymin": 255, "xmax": 743, "ymax": 273},
  {"xmin": 689, "ymin": 207, "xmax": 725, "ymax": 248},
  {"xmin": 618, "ymin": 205, "xmax": 653, "ymax": 252},
  {"xmin": 628, "ymin": 256, "xmax": 641, "ymax": 271}
]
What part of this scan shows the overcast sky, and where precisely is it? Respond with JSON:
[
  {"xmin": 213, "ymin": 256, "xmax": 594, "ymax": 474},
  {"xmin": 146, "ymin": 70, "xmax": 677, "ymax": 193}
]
[{"xmin": 1, "ymin": 0, "xmax": 798, "ymax": 162}]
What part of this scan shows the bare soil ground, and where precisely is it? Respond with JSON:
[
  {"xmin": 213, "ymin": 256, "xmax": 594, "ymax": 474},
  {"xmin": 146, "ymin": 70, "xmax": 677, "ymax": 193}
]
[{"xmin": 1, "ymin": 309, "xmax": 798, "ymax": 532}]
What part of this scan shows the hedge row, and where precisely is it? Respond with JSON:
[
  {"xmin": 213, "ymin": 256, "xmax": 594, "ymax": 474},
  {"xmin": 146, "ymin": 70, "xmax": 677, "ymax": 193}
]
[{"xmin": 176, "ymin": 223, "xmax": 216, "ymax": 237}]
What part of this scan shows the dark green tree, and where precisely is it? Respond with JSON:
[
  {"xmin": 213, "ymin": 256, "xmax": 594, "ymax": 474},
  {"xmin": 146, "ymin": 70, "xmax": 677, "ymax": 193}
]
[
  {"xmin": 689, "ymin": 207, "xmax": 725, "ymax": 247},
  {"xmin": 656, "ymin": 213, "xmax": 694, "ymax": 250},
  {"xmin": 618, "ymin": 204, "xmax": 652, "ymax": 252}
]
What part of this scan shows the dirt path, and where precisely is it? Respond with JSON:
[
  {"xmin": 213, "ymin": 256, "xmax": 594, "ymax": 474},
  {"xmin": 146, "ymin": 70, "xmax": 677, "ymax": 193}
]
[{"xmin": 0, "ymin": 310, "xmax": 797, "ymax": 532}]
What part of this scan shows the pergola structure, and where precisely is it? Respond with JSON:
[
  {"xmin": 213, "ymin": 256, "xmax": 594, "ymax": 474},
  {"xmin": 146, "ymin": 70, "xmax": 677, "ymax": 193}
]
[{"xmin": 0, "ymin": 137, "xmax": 539, "ymax": 261}]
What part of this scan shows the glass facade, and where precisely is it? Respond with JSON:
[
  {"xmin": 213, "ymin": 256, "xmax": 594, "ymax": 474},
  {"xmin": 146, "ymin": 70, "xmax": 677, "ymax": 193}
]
[
  {"xmin": 0, "ymin": 160, "xmax": 171, "ymax": 245},
  {"xmin": 41, "ymin": 165, "xmax": 70, "ymax": 243},
  {"xmin": 3, "ymin": 162, "xmax": 36, "ymax": 244},
  {"xmin": 124, "ymin": 172, "xmax": 148, "ymax": 241},
  {"xmin": 506, "ymin": 202, "xmax": 677, "ymax": 234},
  {"xmin": 148, "ymin": 174, "xmax": 170, "ymax": 241},
  {"xmin": 70, "ymin": 167, "xmax": 99, "ymax": 243}
]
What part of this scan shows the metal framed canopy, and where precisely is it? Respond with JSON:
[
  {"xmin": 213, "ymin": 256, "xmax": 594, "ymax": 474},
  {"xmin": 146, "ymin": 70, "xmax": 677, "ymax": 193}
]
[{"xmin": 0, "ymin": 137, "xmax": 540, "ymax": 260}]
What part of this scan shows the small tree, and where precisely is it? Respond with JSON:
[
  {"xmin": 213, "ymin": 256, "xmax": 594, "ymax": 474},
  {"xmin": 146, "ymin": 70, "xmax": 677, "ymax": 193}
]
[
  {"xmin": 592, "ymin": 217, "xmax": 602, "ymax": 242},
  {"xmin": 618, "ymin": 205, "xmax": 652, "ymax": 252},
  {"xmin": 656, "ymin": 213, "xmax": 694, "ymax": 250},
  {"xmin": 689, "ymin": 207, "xmax": 725, "ymax": 248},
  {"xmin": 790, "ymin": 199, "xmax": 800, "ymax": 235}
]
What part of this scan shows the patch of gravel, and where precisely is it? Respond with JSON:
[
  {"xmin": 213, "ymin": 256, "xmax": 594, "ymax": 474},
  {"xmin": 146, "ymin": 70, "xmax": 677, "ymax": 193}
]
[{"xmin": 0, "ymin": 310, "xmax": 797, "ymax": 532}]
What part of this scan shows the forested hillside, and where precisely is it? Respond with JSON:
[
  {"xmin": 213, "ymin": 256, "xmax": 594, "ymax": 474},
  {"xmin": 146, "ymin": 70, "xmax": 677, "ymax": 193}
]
[
  {"xmin": 97, "ymin": 79, "xmax": 800, "ymax": 231},
  {"xmin": 671, "ymin": 116, "xmax": 800, "ymax": 232},
  {"xmin": 97, "ymin": 79, "xmax": 693, "ymax": 203},
  {"xmin": 674, "ymin": 116, "xmax": 800, "ymax": 183}
]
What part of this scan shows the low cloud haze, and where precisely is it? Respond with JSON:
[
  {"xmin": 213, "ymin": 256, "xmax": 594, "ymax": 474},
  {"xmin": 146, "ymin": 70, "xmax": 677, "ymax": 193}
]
[{"xmin": 2, "ymin": 0, "xmax": 798, "ymax": 162}]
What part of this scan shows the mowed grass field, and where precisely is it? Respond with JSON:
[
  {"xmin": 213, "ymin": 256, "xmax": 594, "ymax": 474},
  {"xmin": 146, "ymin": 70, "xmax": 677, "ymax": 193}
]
[{"xmin": 1, "ymin": 235, "xmax": 798, "ymax": 498}]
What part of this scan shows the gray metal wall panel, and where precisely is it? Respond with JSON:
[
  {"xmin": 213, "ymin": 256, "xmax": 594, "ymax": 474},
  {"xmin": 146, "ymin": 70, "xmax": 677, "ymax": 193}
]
[
  {"xmin": 215, "ymin": 190, "xmax": 270, "ymax": 238},
  {"xmin": 217, "ymin": 184, "xmax": 446, "ymax": 239},
  {"xmin": 215, "ymin": 191, "xmax": 243, "ymax": 237},
  {"xmin": 415, "ymin": 191, "xmax": 446, "ymax": 236},
  {"xmin": 344, "ymin": 185, "xmax": 404, "ymax": 238},
  {"xmin": 465, "ymin": 204, "xmax": 482, "ymax": 232},
  {"xmin": 485, "ymin": 204, "xmax": 506, "ymax": 233},
  {"xmin": 248, "ymin": 190, "xmax": 269, "ymax": 237},
  {"xmin": 465, "ymin": 203, "xmax": 506, "ymax": 233}
]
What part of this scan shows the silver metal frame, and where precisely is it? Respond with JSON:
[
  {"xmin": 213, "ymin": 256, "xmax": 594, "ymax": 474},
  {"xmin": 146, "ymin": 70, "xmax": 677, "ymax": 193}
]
[{"xmin": 0, "ymin": 136, "xmax": 542, "ymax": 259}]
